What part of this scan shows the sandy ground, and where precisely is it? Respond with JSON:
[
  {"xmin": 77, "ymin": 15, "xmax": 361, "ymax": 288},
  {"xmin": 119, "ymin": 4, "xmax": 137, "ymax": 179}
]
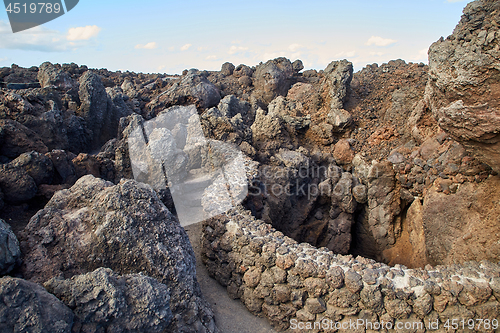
[{"xmin": 184, "ymin": 222, "xmax": 278, "ymax": 333}]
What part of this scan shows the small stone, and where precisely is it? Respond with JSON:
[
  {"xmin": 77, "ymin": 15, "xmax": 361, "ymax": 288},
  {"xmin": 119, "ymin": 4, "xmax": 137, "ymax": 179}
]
[
  {"xmin": 305, "ymin": 297, "xmax": 326, "ymax": 314},
  {"xmin": 345, "ymin": 269, "xmax": 363, "ymax": 293},
  {"xmin": 304, "ymin": 277, "xmax": 328, "ymax": 297},
  {"xmin": 326, "ymin": 266, "xmax": 345, "ymax": 289}
]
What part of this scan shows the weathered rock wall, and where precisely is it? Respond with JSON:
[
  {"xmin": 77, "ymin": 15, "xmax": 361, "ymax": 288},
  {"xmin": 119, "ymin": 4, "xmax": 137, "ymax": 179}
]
[
  {"xmin": 426, "ymin": 0, "xmax": 500, "ymax": 173},
  {"xmin": 202, "ymin": 207, "xmax": 500, "ymax": 332}
]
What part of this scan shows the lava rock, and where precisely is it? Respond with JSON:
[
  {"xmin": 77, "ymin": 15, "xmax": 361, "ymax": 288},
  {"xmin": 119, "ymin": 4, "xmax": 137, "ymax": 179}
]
[
  {"xmin": 0, "ymin": 276, "xmax": 74, "ymax": 332},
  {"xmin": 426, "ymin": 0, "xmax": 500, "ymax": 173},
  {"xmin": 37, "ymin": 61, "xmax": 78, "ymax": 90},
  {"xmin": 0, "ymin": 119, "xmax": 48, "ymax": 158},
  {"xmin": 253, "ymin": 57, "xmax": 294, "ymax": 103},
  {"xmin": 20, "ymin": 175, "xmax": 217, "ymax": 333},
  {"xmin": 0, "ymin": 163, "xmax": 37, "ymax": 204},
  {"xmin": 44, "ymin": 267, "xmax": 173, "ymax": 333},
  {"xmin": 0, "ymin": 219, "xmax": 21, "ymax": 275}
]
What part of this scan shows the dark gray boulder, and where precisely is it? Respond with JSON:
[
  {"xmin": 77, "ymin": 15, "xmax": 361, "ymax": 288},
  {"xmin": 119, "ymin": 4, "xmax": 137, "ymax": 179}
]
[
  {"xmin": 44, "ymin": 267, "xmax": 173, "ymax": 333},
  {"xmin": 221, "ymin": 62, "xmax": 235, "ymax": 76},
  {"xmin": 78, "ymin": 71, "xmax": 128, "ymax": 150},
  {"xmin": 0, "ymin": 119, "xmax": 48, "ymax": 158},
  {"xmin": 0, "ymin": 219, "xmax": 21, "ymax": 275},
  {"xmin": 10, "ymin": 151, "xmax": 54, "ymax": 186},
  {"xmin": 0, "ymin": 163, "xmax": 37, "ymax": 204},
  {"xmin": 0, "ymin": 276, "xmax": 74, "ymax": 332}
]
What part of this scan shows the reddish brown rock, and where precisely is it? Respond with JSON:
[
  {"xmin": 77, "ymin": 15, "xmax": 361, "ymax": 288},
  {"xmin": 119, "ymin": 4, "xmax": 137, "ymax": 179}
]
[{"xmin": 333, "ymin": 139, "xmax": 355, "ymax": 165}]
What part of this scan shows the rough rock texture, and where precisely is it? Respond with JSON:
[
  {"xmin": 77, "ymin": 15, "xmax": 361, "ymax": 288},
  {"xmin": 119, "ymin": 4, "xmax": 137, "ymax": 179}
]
[
  {"xmin": 0, "ymin": 119, "xmax": 48, "ymax": 158},
  {"xmin": 323, "ymin": 60, "xmax": 353, "ymax": 111},
  {"xmin": 221, "ymin": 62, "xmax": 235, "ymax": 76},
  {"xmin": 37, "ymin": 62, "xmax": 78, "ymax": 90},
  {"xmin": 253, "ymin": 58, "xmax": 294, "ymax": 104},
  {"xmin": 0, "ymin": 163, "xmax": 38, "ymax": 204},
  {"xmin": 0, "ymin": 276, "xmax": 74, "ymax": 332},
  {"xmin": 20, "ymin": 175, "xmax": 217, "ymax": 333},
  {"xmin": 351, "ymin": 160, "xmax": 402, "ymax": 261},
  {"xmin": 10, "ymin": 151, "xmax": 54, "ymax": 185},
  {"xmin": 44, "ymin": 267, "xmax": 172, "ymax": 333},
  {"xmin": 323, "ymin": 60, "xmax": 354, "ymax": 131},
  {"xmin": 422, "ymin": 175, "xmax": 500, "ymax": 266},
  {"xmin": 78, "ymin": 71, "xmax": 130, "ymax": 149},
  {"xmin": 0, "ymin": 219, "xmax": 21, "ymax": 275},
  {"xmin": 426, "ymin": 0, "xmax": 500, "ymax": 173},
  {"xmin": 147, "ymin": 69, "xmax": 221, "ymax": 116}
]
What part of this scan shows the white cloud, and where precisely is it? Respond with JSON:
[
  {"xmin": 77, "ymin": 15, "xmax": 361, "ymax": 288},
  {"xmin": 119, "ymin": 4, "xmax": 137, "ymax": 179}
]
[
  {"xmin": 0, "ymin": 20, "xmax": 68, "ymax": 51},
  {"xmin": 365, "ymin": 36, "xmax": 397, "ymax": 47},
  {"xmin": 66, "ymin": 25, "xmax": 101, "ymax": 41},
  {"xmin": 180, "ymin": 43, "xmax": 192, "ymax": 51},
  {"xmin": 228, "ymin": 45, "xmax": 248, "ymax": 55},
  {"xmin": 0, "ymin": 57, "xmax": 8, "ymax": 62},
  {"xmin": 206, "ymin": 55, "xmax": 219, "ymax": 60},
  {"xmin": 288, "ymin": 44, "xmax": 303, "ymax": 52},
  {"xmin": 335, "ymin": 50, "xmax": 357, "ymax": 58},
  {"xmin": 369, "ymin": 51, "xmax": 385, "ymax": 56},
  {"xmin": 135, "ymin": 42, "xmax": 157, "ymax": 49}
]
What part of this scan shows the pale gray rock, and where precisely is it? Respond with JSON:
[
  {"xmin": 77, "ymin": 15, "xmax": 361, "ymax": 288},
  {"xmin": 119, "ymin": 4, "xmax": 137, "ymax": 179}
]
[{"xmin": 37, "ymin": 62, "xmax": 78, "ymax": 90}]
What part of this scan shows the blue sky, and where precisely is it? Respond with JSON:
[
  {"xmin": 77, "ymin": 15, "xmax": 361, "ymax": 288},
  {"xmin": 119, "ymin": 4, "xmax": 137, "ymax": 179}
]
[{"xmin": 0, "ymin": 0, "xmax": 472, "ymax": 74}]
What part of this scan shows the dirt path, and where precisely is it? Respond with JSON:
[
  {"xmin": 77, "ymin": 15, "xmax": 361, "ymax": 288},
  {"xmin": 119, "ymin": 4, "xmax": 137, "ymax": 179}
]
[{"xmin": 184, "ymin": 222, "xmax": 278, "ymax": 333}]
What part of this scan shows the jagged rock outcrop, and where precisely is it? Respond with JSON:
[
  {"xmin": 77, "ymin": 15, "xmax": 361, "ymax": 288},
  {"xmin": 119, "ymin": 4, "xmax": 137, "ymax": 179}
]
[
  {"xmin": 426, "ymin": 0, "xmax": 500, "ymax": 173},
  {"xmin": 79, "ymin": 71, "xmax": 131, "ymax": 150},
  {"xmin": 351, "ymin": 159, "xmax": 402, "ymax": 261},
  {"xmin": 0, "ymin": 219, "xmax": 20, "ymax": 275},
  {"xmin": 253, "ymin": 57, "xmax": 294, "ymax": 104},
  {"xmin": 323, "ymin": 60, "xmax": 353, "ymax": 131},
  {"xmin": 37, "ymin": 62, "xmax": 78, "ymax": 90},
  {"xmin": 0, "ymin": 276, "xmax": 74, "ymax": 332},
  {"xmin": 20, "ymin": 175, "xmax": 216, "ymax": 332},
  {"xmin": 44, "ymin": 267, "xmax": 173, "ymax": 333},
  {"xmin": 147, "ymin": 69, "xmax": 221, "ymax": 116}
]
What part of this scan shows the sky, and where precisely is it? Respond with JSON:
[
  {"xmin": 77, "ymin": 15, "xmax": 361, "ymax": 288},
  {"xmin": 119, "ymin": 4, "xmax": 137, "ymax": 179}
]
[{"xmin": 0, "ymin": 0, "xmax": 473, "ymax": 74}]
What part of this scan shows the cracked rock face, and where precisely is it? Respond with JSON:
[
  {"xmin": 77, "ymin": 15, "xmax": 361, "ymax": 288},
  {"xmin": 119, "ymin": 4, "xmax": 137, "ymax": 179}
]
[
  {"xmin": 20, "ymin": 175, "xmax": 216, "ymax": 333},
  {"xmin": 426, "ymin": 0, "xmax": 500, "ymax": 172}
]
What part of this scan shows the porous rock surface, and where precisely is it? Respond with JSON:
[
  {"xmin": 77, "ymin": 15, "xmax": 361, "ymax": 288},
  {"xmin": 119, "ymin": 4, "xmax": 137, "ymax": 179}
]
[
  {"xmin": 0, "ymin": 276, "xmax": 74, "ymax": 333},
  {"xmin": 44, "ymin": 267, "xmax": 173, "ymax": 333},
  {"xmin": 20, "ymin": 175, "xmax": 217, "ymax": 333},
  {"xmin": 0, "ymin": 218, "xmax": 20, "ymax": 275},
  {"xmin": 426, "ymin": 0, "xmax": 500, "ymax": 173}
]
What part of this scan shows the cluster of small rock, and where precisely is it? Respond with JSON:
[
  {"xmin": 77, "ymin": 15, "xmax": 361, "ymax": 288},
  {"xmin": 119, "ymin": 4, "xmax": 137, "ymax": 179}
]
[{"xmin": 202, "ymin": 206, "xmax": 500, "ymax": 331}]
